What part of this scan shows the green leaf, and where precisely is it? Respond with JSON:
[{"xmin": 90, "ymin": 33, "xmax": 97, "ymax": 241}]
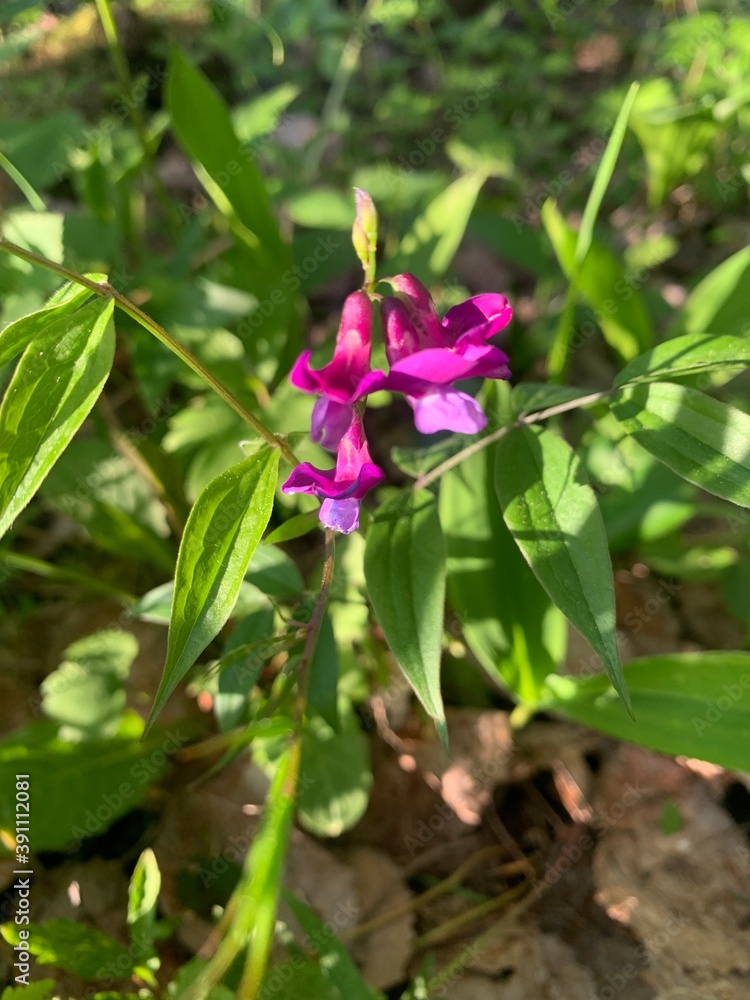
[
  {"xmin": 511, "ymin": 383, "xmax": 598, "ymax": 416},
  {"xmin": 127, "ymin": 848, "xmax": 161, "ymax": 978},
  {"xmin": 0, "ymin": 720, "xmax": 176, "ymax": 850},
  {"xmin": 671, "ymin": 245, "xmax": 750, "ymax": 339},
  {"xmin": 542, "ymin": 652, "xmax": 750, "ymax": 772},
  {"xmin": 297, "ymin": 710, "xmax": 371, "ymax": 837},
  {"xmin": 216, "ymin": 606, "xmax": 276, "ymax": 731},
  {"xmin": 494, "ymin": 425, "xmax": 628, "ymax": 710},
  {"xmin": 364, "ymin": 489, "xmax": 447, "ymax": 730},
  {"xmin": 283, "ymin": 891, "xmax": 382, "ymax": 1000},
  {"xmin": 264, "ymin": 510, "xmax": 319, "ymax": 545},
  {"xmin": 148, "ymin": 448, "xmax": 279, "ymax": 730},
  {"xmin": 245, "ymin": 542, "xmax": 304, "ymax": 600},
  {"xmin": 441, "ymin": 446, "xmax": 566, "ymax": 704},
  {"xmin": 610, "ymin": 381, "xmax": 750, "ymax": 508},
  {"xmin": 0, "ymin": 280, "xmax": 98, "ymax": 366},
  {"xmin": 615, "ymin": 333, "xmax": 750, "ymax": 387},
  {"xmin": 575, "ymin": 82, "xmax": 640, "ymax": 269},
  {"xmin": 1, "ymin": 919, "xmax": 133, "ymax": 980},
  {"xmin": 542, "ymin": 199, "xmax": 651, "ymax": 366},
  {"xmin": 41, "ymin": 630, "xmax": 138, "ymax": 740},
  {"xmin": 308, "ymin": 611, "xmax": 340, "ymax": 732},
  {"xmin": 0, "ymin": 298, "xmax": 115, "ymax": 540},
  {"xmin": 390, "ymin": 171, "xmax": 485, "ymax": 280},
  {"xmin": 0, "ymin": 981, "xmax": 55, "ymax": 1000},
  {"xmin": 167, "ymin": 48, "xmax": 285, "ymax": 260}
]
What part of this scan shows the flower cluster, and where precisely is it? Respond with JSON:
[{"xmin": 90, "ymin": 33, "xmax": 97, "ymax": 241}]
[{"xmin": 281, "ymin": 271, "xmax": 513, "ymax": 534}]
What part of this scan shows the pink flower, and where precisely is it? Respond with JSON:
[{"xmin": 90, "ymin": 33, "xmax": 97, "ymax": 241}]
[
  {"xmin": 281, "ymin": 410, "xmax": 385, "ymax": 534},
  {"xmin": 290, "ymin": 291, "xmax": 374, "ymax": 449},
  {"xmin": 372, "ymin": 275, "xmax": 512, "ymax": 434}
]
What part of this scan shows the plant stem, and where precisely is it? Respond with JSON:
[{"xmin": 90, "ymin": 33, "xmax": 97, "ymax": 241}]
[
  {"xmin": 293, "ymin": 527, "xmax": 336, "ymax": 727},
  {"xmin": 0, "ymin": 238, "xmax": 299, "ymax": 466},
  {"xmin": 413, "ymin": 390, "xmax": 611, "ymax": 492}
]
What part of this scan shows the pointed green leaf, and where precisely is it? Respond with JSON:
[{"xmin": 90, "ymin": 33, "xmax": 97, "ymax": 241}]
[
  {"xmin": 615, "ymin": 333, "xmax": 750, "ymax": 387},
  {"xmin": 308, "ymin": 611, "xmax": 340, "ymax": 732},
  {"xmin": 0, "ymin": 298, "xmax": 115, "ymax": 540},
  {"xmin": 494, "ymin": 425, "xmax": 628, "ymax": 710},
  {"xmin": 542, "ymin": 198, "xmax": 651, "ymax": 364},
  {"xmin": 283, "ymin": 891, "xmax": 382, "ymax": 1000},
  {"xmin": 148, "ymin": 448, "xmax": 279, "ymax": 728},
  {"xmin": 0, "ymin": 279, "xmax": 101, "ymax": 366},
  {"xmin": 542, "ymin": 652, "xmax": 750, "ymax": 772},
  {"xmin": 128, "ymin": 848, "xmax": 161, "ymax": 976},
  {"xmin": 441, "ymin": 446, "xmax": 566, "ymax": 704},
  {"xmin": 610, "ymin": 381, "xmax": 750, "ymax": 507},
  {"xmin": 390, "ymin": 171, "xmax": 485, "ymax": 280},
  {"xmin": 167, "ymin": 48, "xmax": 286, "ymax": 259},
  {"xmin": 364, "ymin": 489, "xmax": 446, "ymax": 725},
  {"xmin": 671, "ymin": 245, "xmax": 750, "ymax": 339},
  {"xmin": 297, "ymin": 710, "xmax": 371, "ymax": 837}
]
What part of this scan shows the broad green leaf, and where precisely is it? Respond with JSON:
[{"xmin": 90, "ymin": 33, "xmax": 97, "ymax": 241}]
[
  {"xmin": 232, "ymin": 81, "xmax": 300, "ymax": 146},
  {"xmin": 297, "ymin": 711, "xmax": 371, "ymax": 837},
  {"xmin": 582, "ymin": 416, "xmax": 697, "ymax": 552},
  {"xmin": 364, "ymin": 490, "xmax": 447, "ymax": 729},
  {"xmin": 0, "ymin": 721, "xmax": 174, "ymax": 850},
  {"xmin": 148, "ymin": 448, "xmax": 279, "ymax": 730},
  {"xmin": 671, "ymin": 245, "xmax": 750, "ymax": 340},
  {"xmin": 1, "ymin": 919, "xmax": 133, "ymax": 980},
  {"xmin": 0, "ymin": 280, "xmax": 99, "ymax": 366},
  {"xmin": 41, "ymin": 438, "xmax": 175, "ymax": 572},
  {"xmin": 308, "ymin": 611, "xmax": 340, "ymax": 732},
  {"xmin": 542, "ymin": 652, "xmax": 750, "ymax": 771},
  {"xmin": 0, "ymin": 298, "xmax": 114, "ymax": 540},
  {"xmin": 215, "ymin": 606, "xmax": 275, "ymax": 731},
  {"xmin": 390, "ymin": 171, "xmax": 485, "ymax": 280},
  {"xmin": 610, "ymin": 382, "xmax": 750, "ymax": 507},
  {"xmin": 494, "ymin": 425, "xmax": 628, "ymax": 709},
  {"xmin": 245, "ymin": 542, "xmax": 304, "ymax": 600},
  {"xmin": 542, "ymin": 199, "xmax": 651, "ymax": 365},
  {"xmin": 41, "ymin": 630, "xmax": 138, "ymax": 740},
  {"xmin": 264, "ymin": 510, "xmax": 319, "ymax": 545},
  {"xmin": 166, "ymin": 49, "xmax": 299, "ymax": 377},
  {"xmin": 127, "ymin": 848, "xmax": 161, "ymax": 978},
  {"xmin": 283, "ymin": 891, "xmax": 382, "ymax": 1000},
  {"xmin": 167, "ymin": 48, "xmax": 285, "ymax": 260},
  {"xmin": 615, "ymin": 333, "xmax": 750, "ymax": 387},
  {"xmin": 441, "ymin": 446, "xmax": 566, "ymax": 704}
]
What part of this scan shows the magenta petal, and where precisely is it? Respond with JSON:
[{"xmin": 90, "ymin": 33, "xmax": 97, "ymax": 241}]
[
  {"xmin": 289, "ymin": 291, "xmax": 373, "ymax": 402},
  {"xmin": 410, "ymin": 387, "xmax": 488, "ymax": 435},
  {"xmin": 320, "ymin": 498, "xmax": 361, "ymax": 534},
  {"xmin": 443, "ymin": 294, "xmax": 512, "ymax": 342},
  {"xmin": 282, "ymin": 463, "xmax": 337, "ymax": 496},
  {"xmin": 311, "ymin": 399, "xmax": 354, "ymax": 450}
]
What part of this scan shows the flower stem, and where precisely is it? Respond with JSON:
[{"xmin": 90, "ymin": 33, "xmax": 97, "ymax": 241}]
[
  {"xmin": 0, "ymin": 238, "xmax": 299, "ymax": 466},
  {"xmin": 414, "ymin": 390, "xmax": 611, "ymax": 491}
]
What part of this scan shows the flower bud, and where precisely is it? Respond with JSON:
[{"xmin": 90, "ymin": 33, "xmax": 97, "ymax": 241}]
[{"xmin": 352, "ymin": 188, "xmax": 378, "ymax": 284}]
